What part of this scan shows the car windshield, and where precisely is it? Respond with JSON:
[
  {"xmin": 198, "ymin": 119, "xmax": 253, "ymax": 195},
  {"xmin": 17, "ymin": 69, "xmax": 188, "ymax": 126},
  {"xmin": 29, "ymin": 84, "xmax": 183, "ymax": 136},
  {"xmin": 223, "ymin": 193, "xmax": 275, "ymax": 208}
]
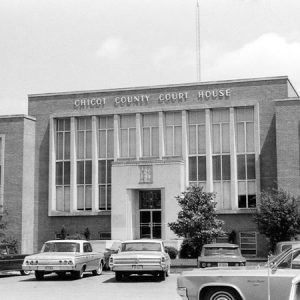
[
  {"xmin": 121, "ymin": 242, "xmax": 162, "ymax": 252},
  {"xmin": 204, "ymin": 247, "xmax": 239, "ymax": 256},
  {"xmin": 42, "ymin": 242, "xmax": 80, "ymax": 253}
]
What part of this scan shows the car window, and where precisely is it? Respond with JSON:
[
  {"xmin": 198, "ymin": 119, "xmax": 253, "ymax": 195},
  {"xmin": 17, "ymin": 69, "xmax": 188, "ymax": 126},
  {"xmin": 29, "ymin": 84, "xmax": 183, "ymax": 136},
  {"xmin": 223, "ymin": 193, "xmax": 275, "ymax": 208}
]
[
  {"xmin": 282, "ymin": 244, "xmax": 292, "ymax": 252},
  {"xmin": 204, "ymin": 247, "xmax": 239, "ymax": 256},
  {"xmin": 42, "ymin": 242, "xmax": 80, "ymax": 252},
  {"xmin": 121, "ymin": 242, "xmax": 162, "ymax": 252},
  {"xmin": 277, "ymin": 249, "xmax": 300, "ymax": 269},
  {"xmin": 83, "ymin": 243, "xmax": 92, "ymax": 253}
]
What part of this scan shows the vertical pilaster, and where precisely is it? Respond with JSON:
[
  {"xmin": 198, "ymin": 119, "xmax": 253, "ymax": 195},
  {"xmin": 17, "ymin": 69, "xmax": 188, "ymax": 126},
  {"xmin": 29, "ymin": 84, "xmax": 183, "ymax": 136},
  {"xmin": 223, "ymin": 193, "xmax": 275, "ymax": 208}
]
[
  {"xmin": 48, "ymin": 117, "xmax": 56, "ymax": 213},
  {"xmin": 136, "ymin": 113, "xmax": 142, "ymax": 160},
  {"xmin": 114, "ymin": 115, "xmax": 120, "ymax": 161},
  {"xmin": 254, "ymin": 103, "xmax": 261, "ymax": 198},
  {"xmin": 70, "ymin": 117, "xmax": 77, "ymax": 212},
  {"xmin": 205, "ymin": 109, "xmax": 213, "ymax": 192},
  {"xmin": 182, "ymin": 110, "xmax": 189, "ymax": 187},
  {"xmin": 92, "ymin": 116, "xmax": 98, "ymax": 211},
  {"xmin": 159, "ymin": 111, "xmax": 164, "ymax": 159},
  {"xmin": 230, "ymin": 108, "xmax": 238, "ymax": 210}
]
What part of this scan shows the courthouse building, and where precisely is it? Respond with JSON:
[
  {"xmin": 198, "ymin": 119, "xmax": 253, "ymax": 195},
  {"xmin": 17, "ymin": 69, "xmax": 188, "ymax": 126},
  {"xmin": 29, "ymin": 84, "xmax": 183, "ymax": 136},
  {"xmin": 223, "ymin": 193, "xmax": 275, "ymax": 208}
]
[{"xmin": 1, "ymin": 76, "xmax": 300, "ymax": 257}]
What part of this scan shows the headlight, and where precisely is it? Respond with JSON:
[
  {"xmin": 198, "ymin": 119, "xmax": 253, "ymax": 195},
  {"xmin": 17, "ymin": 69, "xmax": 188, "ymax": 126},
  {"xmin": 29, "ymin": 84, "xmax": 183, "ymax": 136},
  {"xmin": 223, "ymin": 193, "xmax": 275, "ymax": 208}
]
[
  {"xmin": 201, "ymin": 262, "xmax": 206, "ymax": 268},
  {"xmin": 29, "ymin": 260, "xmax": 38, "ymax": 265},
  {"xmin": 207, "ymin": 262, "xmax": 211, "ymax": 267}
]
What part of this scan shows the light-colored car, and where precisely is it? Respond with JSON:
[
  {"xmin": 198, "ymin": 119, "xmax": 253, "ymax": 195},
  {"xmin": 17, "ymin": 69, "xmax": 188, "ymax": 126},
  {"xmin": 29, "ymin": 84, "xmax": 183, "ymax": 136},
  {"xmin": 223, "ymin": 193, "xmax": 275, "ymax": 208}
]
[
  {"xmin": 22, "ymin": 240, "xmax": 104, "ymax": 280},
  {"xmin": 274, "ymin": 241, "xmax": 300, "ymax": 255},
  {"xmin": 198, "ymin": 243, "xmax": 246, "ymax": 268},
  {"xmin": 109, "ymin": 239, "xmax": 170, "ymax": 281},
  {"xmin": 177, "ymin": 246, "xmax": 300, "ymax": 300}
]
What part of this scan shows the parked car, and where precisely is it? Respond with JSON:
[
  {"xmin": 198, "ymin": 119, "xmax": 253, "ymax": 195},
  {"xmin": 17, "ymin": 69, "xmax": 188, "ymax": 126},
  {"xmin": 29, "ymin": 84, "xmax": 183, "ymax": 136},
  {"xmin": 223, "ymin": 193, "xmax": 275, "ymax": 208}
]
[
  {"xmin": 177, "ymin": 246, "xmax": 300, "ymax": 300},
  {"xmin": 109, "ymin": 239, "xmax": 170, "ymax": 281},
  {"xmin": 22, "ymin": 240, "xmax": 104, "ymax": 280},
  {"xmin": 0, "ymin": 243, "xmax": 30, "ymax": 275},
  {"xmin": 198, "ymin": 243, "xmax": 246, "ymax": 268},
  {"xmin": 274, "ymin": 241, "xmax": 300, "ymax": 255}
]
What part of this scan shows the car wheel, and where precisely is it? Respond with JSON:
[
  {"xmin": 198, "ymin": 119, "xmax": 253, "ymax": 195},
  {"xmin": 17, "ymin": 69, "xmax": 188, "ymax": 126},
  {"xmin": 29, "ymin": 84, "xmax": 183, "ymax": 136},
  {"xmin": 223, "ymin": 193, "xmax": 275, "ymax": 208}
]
[
  {"xmin": 35, "ymin": 271, "xmax": 44, "ymax": 280},
  {"xmin": 115, "ymin": 271, "xmax": 123, "ymax": 281},
  {"xmin": 92, "ymin": 261, "xmax": 103, "ymax": 276},
  {"xmin": 204, "ymin": 287, "xmax": 241, "ymax": 300},
  {"xmin": 73, "ymin": 266, "xmax": 84, "ymax": 280},
  {"xmin": 20, "ymin": 270, "xmax": 30, "ymax": 276},
  {"xmin": 159, "ymin": 271, "xmax": 166, "ymax": 281}
]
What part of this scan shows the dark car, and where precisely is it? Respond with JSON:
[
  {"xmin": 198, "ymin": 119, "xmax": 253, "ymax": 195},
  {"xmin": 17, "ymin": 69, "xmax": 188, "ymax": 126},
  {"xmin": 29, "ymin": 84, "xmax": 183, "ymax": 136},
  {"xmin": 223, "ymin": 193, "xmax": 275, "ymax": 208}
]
[
  {"xmin": 198, "ymin": 243, "xmax": 246, "ymax": 268},
  {"xmin": 0, "ymin": 243, "xmax": 30, "ymax": 275}
]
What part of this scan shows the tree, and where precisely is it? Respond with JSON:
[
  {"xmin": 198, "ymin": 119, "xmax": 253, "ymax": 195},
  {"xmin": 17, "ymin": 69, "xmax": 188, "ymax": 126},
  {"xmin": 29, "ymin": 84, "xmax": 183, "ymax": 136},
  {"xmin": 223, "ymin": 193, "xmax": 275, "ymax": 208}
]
[
  {"xmin": 253, "ymin": 188, "xmax": 300, "ymax": 252},
  {"xmin": 168, "ymin": 186, "xmax": 225, "ymax": 257}
]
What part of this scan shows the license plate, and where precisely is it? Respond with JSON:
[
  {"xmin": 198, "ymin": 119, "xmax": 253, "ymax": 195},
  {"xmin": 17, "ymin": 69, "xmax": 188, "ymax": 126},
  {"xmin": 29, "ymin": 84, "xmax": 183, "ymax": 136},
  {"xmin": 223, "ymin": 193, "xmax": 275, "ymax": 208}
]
[
  {"xmin": 132, "ymin": 265, "xmax": 143, "ymax": 270},
  {"xmin": 45, "ymin": 266, "xmax": 53, "ymax": 270},
  {"xmin": 218, "ymin": 263, "xmax": 228, "ymax": 267}
]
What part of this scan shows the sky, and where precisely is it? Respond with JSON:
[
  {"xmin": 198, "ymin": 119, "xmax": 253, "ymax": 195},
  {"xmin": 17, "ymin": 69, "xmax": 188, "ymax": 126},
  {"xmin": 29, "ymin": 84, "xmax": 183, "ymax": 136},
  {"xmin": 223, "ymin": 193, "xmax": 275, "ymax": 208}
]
[{"xmin": 1, "ymin": 0, "xmax": 300, "ymax": 115}]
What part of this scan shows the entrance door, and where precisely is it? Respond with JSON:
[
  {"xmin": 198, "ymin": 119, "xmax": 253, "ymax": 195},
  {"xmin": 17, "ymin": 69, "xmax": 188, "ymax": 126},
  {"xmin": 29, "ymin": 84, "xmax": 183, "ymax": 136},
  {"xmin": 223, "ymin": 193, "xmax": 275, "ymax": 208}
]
[{"xmin": 139, "ymin": 190, "xmax": 161, "ymax": 239}]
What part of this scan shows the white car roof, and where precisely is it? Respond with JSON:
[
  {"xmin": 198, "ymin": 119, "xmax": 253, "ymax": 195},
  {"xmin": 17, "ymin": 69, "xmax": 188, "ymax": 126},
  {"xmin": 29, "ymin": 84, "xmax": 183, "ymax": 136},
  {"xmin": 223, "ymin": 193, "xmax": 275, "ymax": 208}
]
[
  {"xmin": 122, "ymin": 239, "xmax": 162, "ymax": 244},
  {"xmin": 44, "ymin": 240, "xmax": 87, "ymax": 244}
]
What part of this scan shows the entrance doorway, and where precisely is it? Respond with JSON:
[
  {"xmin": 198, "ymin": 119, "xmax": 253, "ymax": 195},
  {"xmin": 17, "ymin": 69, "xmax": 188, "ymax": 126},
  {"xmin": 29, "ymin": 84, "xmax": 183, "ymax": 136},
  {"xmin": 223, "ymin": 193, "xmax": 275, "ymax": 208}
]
[{"xmin": 139, "ymin": 190, "xmax": 161, "ymax": 239}]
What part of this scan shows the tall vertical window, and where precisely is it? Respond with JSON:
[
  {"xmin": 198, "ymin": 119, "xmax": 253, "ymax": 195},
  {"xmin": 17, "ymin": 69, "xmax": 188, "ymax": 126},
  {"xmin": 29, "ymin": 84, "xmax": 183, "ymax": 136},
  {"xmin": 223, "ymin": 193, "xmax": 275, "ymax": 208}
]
[
  {"xmin": 120, "ymin": 115, "xmax": 136, "ymax": 158},
  {"xmin": 188, "ymin": 110, "xmax": 206, "ymax": 188},
  {"xmin": 212, "ymin": 109, "xmax": 231, "ymax": 209},
  {"xmin": 98, "ymin": 116, "xmax": 114, "ymax": 210},
  {"xmin": 165, "ymin": 111, "xmax": 182, "ymax": 156},
  {"xmin": 236, "ymin": 107, "xmax": 256, "ymax": 208},
  {"xmin": 76, "ymin": 117, "xmax": 92, "ymax": 210},
  {"xmin": 142, "ymin": 113, "xmax": 159, "ymax": 157},
  {"xmin": 55, "ymin": 118, "xmax": 71, "ymax": 212}
]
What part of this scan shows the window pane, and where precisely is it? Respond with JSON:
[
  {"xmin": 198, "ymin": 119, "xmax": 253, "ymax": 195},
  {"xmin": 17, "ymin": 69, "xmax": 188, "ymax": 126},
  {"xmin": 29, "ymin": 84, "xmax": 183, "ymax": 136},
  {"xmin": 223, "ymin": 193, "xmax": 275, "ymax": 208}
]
[
  {"xmin": 107, "ymin": 130, "xmax": 114, "ymax": 158},
  {"xmin": 64, "ymin": 119, "xmax": 70, "ymax": 131},
  {"xmin": 143, "ymin": 128, "xmax": 150, "ymax": 156},
  {"xmin": 188, "ymin": 126, "xmax": 196, "ymax": 154},
  {"xmin": 212, "ymin": 125, "xmax": 220, "ymax": 153},
  {"xmin": 143, "ymin": 113, "xmax": 158, "ymax": 126},
  {"xmin": 247, "ymin": 154, "xmax": 256, "ymax": 179},
  {"xmin": 152, "ymin": 127, "xmax": 159, "ymax": 156},
  {"xmin": 86, "ymin": 117, "xmax": 92, "ymax": 130},
  {"xmin": 174, "ymin": 126, "xmax": 182, "ymax": 155},
  {"xmin": 213, "ymin": 182, "xmax": 221, "ymax": 209},
  {"xmin": 237, "ymin": 155, "xmax": 246, "ymax": 180},
  {"xmin": 198, "ymin": 125, "xmax": 206, "ymax": 154},
  {"xmin": 56, "ymin": 187, "xmax": 64, "ymax": 211},
  {"xmin": 223, "ymin": 182, "xmax": 231, "ymax": 209},
  {"xmin": 99, "ymin": 130, "xmax": 106, "ymax": 158},
  {"xmin": 120, "ymin": 129, "xmax": 128, "ymax": 157},
  {"xmin": 129, "ymin": 128, "xmax": 136, "ymax": 157},
  {"xmin": 238, "ymin": 181, "xmax": 246, "ymax": 208},
  {"xmin": 85, "ymin": 161, "xmax": 92, "ymax": 184},
  {"xmin": 56, "ymin": 162, "xmax": 63, "ymax": 185},
  {"xmin": 236, "ymin": 123, "xmax": 245, "ymax": 153},
  {"xmin": 107, "ymin": 185, "xmax": 111, "ymax": 210},
  {"xmin": 99, "ymin": 185, "xmax": 106, "ymax": 210},
  {"xmin": 86, "ymin": 131, "xmax": 92, "ymax": 159},
  {"xmin": 99, "ymin": 116, "xmax": 107, "ymax": 129},
  {"xmin": 174, "ymin": 112, "xmax": 182, "ymax": 125},
  {"xmin": 64, "ymin": 187, "xmax": 70, "ymax": 212},
  {"xmin": 98, "ymin": 160, "xmax": 106, "ymax": 184},
  {"xmin": 189, "ymin": 157, "xmax": 197, "ymax": 181},
  {"xmin": 64, "ymin": 162, "xmax": 70, "ymax": 185},
  {"xmin": 64, "ymin": 132, "xmax": 70, "ymax": 159},
  {"xmin": 165, "ymin": 112, "xmax": 173, "ymax": 126},
  {"xmin": 77, "ymin": 131, "xmax": 84, "ymax": 159},
  {"xmin": 246, "ymin": 123, "xmax": 255, "ymax": 152},
  {"xmin": 57, "ymin": 119, "xmax": 65, "ymax": 131},
  {"xmin": 77, "ymin": 161, "xmax": 84, "ymax": 184},
  {"xmin": 248, "ymin": 181, "xmax": 256, "ymax": 208},
  {"xmin": 198, "ymin": 156, "xmax": 206, "ymax": 181},
  {"xmin": 222, "ymin": 124, "xmax": 230, "ymax": 153},
  {"xmin": 107, "ymin": 160, "xmax": 112, "ymax": 183},
  {"xmin": 222, "ymin": 155, "xmax": 230, "ymax": 180},
  {"xmin": 85, "ymin": 185, "xmax": 92, "ymax": 210},
  {"xmin": 107, "ymin": 116, "xmax": 114, "ymax": 128},
  {"xmin": 213, "ymin": 156, "xmax": 221, "ymax": 180},
  {"xmin": 78, "ymin": 118, "xmax": 85, "ymax": 130},
  {"xmin": 165, "ymin": 127, "xmax": 173, "ymax": 155},
  {"xmin": 77, "ymin": 186, "xmax": 84, "ymax": 209},
  {"xmin": 56, "ymin": 133, "xmax": 64, "ymax": 160}
]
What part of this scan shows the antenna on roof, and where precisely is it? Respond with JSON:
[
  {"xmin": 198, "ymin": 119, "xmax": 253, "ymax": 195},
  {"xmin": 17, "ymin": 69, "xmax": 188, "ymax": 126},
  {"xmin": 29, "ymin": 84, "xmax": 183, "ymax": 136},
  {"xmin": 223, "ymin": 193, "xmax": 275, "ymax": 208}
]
[{"xmin": 196, "ymin": 0, "xmax": 201, "ymax": 82}]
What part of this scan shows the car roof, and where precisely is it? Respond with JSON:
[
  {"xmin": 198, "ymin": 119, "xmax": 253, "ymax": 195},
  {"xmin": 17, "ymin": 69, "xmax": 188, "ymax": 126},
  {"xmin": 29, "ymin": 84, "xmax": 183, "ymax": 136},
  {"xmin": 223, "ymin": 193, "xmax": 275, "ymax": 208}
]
[
  {"xmin": 122, "ymin": 239, "xmax": 162, "ymax": 244},
  {"xmin": 203, "ymin": 243, "xmax": 239, "ymax": 248},
  {"xmin": 44, "ymin": 240, "xmax": 87, "ymax": 243}
]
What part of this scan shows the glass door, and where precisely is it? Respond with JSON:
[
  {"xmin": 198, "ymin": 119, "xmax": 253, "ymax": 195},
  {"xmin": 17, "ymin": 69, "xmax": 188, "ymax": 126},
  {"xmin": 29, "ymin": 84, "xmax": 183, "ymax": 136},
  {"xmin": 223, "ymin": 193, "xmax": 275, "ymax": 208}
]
[{"xmin": 139, "ymin": 190, "xmax": 161, "ymax": 239}]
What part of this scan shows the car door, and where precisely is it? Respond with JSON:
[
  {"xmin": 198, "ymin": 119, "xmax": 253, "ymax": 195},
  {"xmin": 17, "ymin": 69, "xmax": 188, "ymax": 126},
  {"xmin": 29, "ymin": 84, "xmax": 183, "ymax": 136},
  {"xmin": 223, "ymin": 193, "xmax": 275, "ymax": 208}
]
[{"xmin": 83, "ymin": 242, "xmax": 93, "ymax": 271}]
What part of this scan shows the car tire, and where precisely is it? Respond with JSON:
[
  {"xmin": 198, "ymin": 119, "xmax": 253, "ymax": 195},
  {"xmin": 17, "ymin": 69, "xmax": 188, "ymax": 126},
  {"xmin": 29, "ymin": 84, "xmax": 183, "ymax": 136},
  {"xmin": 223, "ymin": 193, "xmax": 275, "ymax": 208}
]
[
  {"xmin": 35, "ymin": 271, "xmax": 44, "ymax": 280},
  {"xmin": 159, "ymin": 270, "xmax": 166, "ymax": 281},
  {"xmin": 115, "ymin": 271, "xmax": 123, "ymax": 281},
  {"xmin": 73, "ymin": 266, "xmax": 84, "ymax": 280},
  {"xmin": 20, "ymin": 270, "xmax": 30, "ymax": 276},
  {"xmin": 204, "ymin": 287, "xmax": 241, "ymax": 300},
  {"xmin": 92, "ymin": 261, "xmax": 103, "ymax": 276}
]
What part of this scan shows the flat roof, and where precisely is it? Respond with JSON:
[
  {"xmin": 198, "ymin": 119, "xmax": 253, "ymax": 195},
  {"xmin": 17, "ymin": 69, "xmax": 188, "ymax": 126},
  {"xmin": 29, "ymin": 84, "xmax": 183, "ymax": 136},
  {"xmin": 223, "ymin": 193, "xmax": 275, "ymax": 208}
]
[
  {"xmin": 28, "ymin": 75, "xmax": 291, "ymax": 98},
  {"xmin": 0, "ymin": 114, "xmax": 36, "ymax": 121}
]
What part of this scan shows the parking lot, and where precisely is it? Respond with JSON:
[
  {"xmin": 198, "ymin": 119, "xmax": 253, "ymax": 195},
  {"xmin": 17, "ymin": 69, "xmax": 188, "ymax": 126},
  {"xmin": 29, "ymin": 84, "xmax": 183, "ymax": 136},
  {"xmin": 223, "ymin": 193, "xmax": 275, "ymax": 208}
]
[{"xmin": 0, "ymin": 271, "xmax": 182, "ymax": 300}]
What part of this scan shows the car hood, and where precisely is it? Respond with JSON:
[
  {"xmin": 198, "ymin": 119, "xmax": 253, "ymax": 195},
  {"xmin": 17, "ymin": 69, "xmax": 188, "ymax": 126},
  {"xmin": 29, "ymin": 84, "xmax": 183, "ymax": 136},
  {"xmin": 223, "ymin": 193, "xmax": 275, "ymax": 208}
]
[
  {"xmin": 24, "ymin": 252, "xmax": 78, "ymax": 260},
  {"xmin": 112, "ymin": 251, "xmax": 164, "ymax": 258},
  {"xmin": 199, "ymin": 255, "xmax": 246, "ymax": 262}
]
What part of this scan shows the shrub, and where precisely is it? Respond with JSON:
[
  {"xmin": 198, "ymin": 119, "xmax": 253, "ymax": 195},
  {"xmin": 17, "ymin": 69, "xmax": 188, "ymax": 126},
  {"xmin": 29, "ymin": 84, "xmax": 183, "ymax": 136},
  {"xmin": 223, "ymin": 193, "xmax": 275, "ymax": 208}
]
[
  {"xmin": 165, "ymin": 246, "xmax": 178, "ymax": 259},
  {"xmin": 179, "ymin": 239, "xmax": 199, "ymax": 259}
]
